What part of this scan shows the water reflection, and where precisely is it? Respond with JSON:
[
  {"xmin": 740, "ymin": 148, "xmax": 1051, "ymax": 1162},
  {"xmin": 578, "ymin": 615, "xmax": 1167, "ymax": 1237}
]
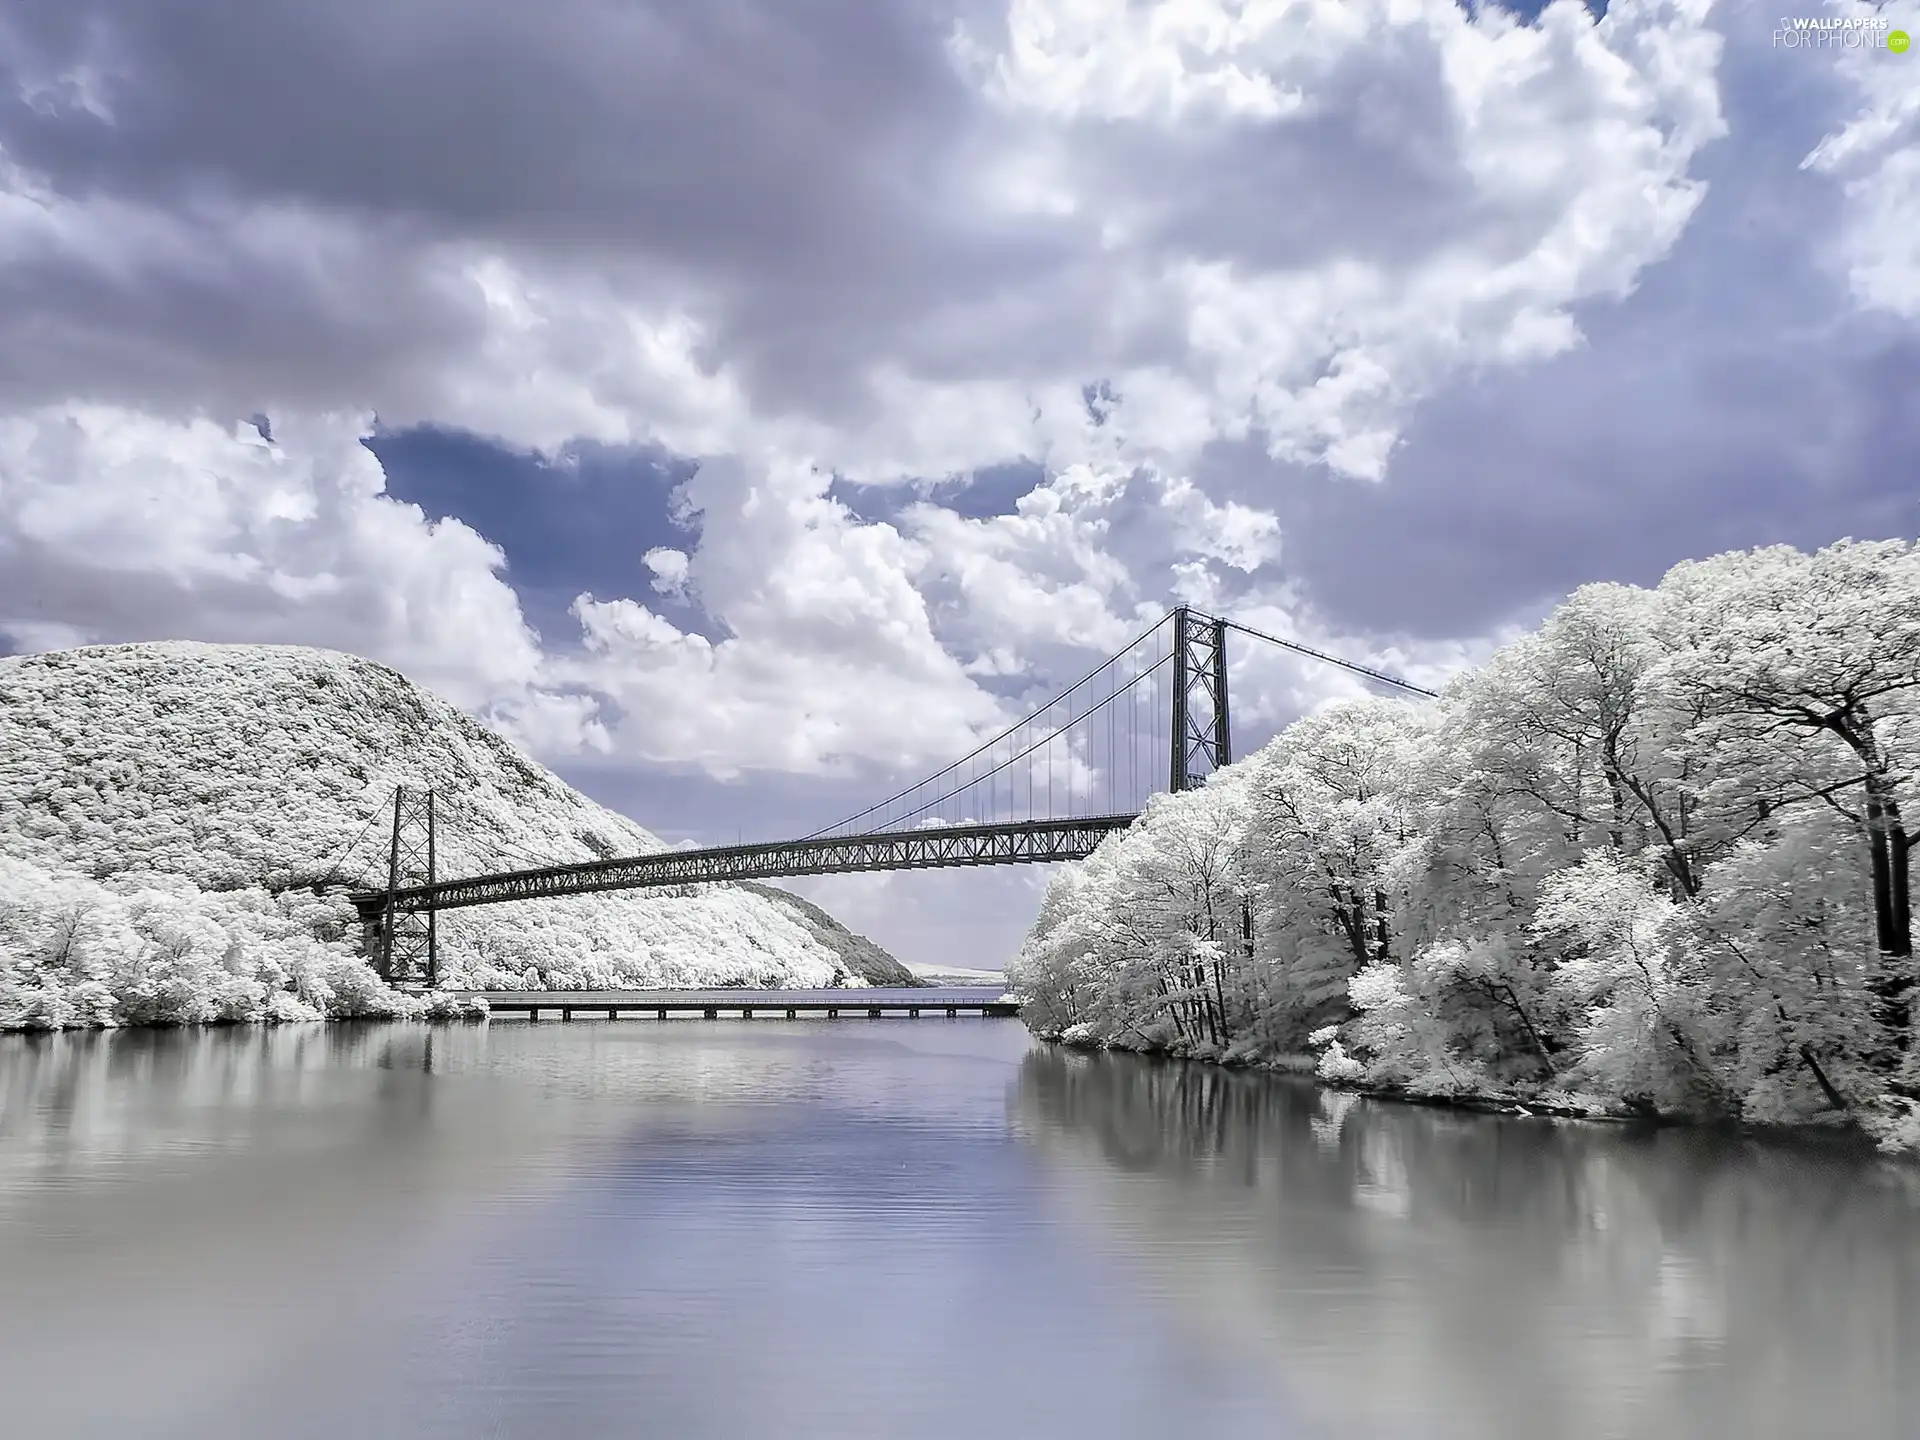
[
  {"xmin": 3, "ymin": 1025, "xmax": 1915, "ymax": 1440},
  {"xmin": 1012, "ymin": 1049, "xmax": 1920, "ymax": 1440},
  {"xmin": 1, "ymin": 1023, "xmax": 1304, "ymax": 1440}
]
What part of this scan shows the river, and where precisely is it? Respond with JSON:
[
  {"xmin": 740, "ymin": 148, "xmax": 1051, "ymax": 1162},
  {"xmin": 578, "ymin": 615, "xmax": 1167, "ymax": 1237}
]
[{"xmin": 1, "ymin": 1017, "xmax": 1915, "ymax": 1439}]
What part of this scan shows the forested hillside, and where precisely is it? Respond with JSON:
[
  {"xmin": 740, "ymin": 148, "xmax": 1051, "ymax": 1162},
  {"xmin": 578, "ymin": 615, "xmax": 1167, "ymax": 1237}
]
[
  {"xmin": 0, "ymin": 642, "xmax": 902, "ymax": 1029},
  {"xmin": 1009, "ymin": 540, "xmax": 1920, "ymax": 1153}
]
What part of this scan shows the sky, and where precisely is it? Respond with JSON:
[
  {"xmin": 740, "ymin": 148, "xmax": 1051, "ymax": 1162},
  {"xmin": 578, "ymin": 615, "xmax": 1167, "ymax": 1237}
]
[{"xmin": 1, "ymin": 0, "xmax": 1916, "ymax": 970}]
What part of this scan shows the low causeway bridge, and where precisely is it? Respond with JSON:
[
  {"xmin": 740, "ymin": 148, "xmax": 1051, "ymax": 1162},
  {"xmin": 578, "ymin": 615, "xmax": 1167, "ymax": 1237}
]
[
  {"xmin": 341, "ymin": 606, "xmax": 1435, "ymax": 987},
  {"xmin": 476, "ymin": 986, "xmax": 1018, "ymax": 1022}
]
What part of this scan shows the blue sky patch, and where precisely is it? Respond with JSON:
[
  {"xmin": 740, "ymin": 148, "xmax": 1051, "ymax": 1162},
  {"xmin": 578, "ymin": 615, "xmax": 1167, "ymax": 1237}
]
[
  {"xmin": 828, "ymin": 459, "xmax": 1044, "ymax": 528},
  {"xmin": 368, "ymin": 426, "xmax": 716, "ymax": 645}
]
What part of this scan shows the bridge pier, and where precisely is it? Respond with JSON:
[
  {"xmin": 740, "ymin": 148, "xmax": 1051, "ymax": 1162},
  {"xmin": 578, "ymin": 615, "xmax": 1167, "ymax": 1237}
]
[
  {"xmin": 367, "ymin": 787, "xmax": 440, "ymax": 986},
  {"xmin": 1170, "ymin": 607, "xmax": 1231, "ymax": 793}
]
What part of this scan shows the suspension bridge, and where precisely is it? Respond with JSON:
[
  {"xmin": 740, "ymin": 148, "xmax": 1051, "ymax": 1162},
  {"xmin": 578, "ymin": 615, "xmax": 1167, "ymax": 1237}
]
[{"xmin": 343, "ymin": 606, "xmax": 1434, "ymax": 987}]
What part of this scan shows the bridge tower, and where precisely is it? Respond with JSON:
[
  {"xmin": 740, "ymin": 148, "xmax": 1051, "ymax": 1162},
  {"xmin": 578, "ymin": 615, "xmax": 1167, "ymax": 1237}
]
[
  {"xmin": 373, "ymin": 786, "xmax": 438, "ymax": 988},
  {"xmin": 1170, "ymin": 607, "xmax": 1230, "ymax": 792}
]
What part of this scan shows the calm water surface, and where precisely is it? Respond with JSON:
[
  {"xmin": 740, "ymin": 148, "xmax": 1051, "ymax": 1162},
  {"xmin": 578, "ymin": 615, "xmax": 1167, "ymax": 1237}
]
[{"xmin": 2, "ymin": 1018, "xmax": 1916, "ymax": 1439}]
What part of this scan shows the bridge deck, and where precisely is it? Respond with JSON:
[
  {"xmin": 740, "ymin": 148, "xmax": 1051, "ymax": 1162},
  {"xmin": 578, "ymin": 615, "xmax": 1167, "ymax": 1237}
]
[
  {"xmin": 471, "ymin": 986, "xmax": 1019, "ymax": 1020},
  {"xmin": 351, "ymin": 814, "xmax": 1136, "ymax": 916}
]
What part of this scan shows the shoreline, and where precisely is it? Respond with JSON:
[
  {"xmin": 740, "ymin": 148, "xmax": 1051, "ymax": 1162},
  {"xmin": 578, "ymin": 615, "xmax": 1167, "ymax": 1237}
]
[
  {"xmin": 1033, "ymin": 1031, "xmax": 1905, "ymax": 1157},
  {"xmin": 0, "ymin": 980, "xmax": 1018, "ymax": 1035},
  {"xmin": 0, "ymin": 1004, "xmax": 492, "ymax": 1036}
]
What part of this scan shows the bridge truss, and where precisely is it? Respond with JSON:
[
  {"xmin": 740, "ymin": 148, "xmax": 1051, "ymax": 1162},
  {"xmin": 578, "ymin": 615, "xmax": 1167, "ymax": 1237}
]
[
  {"xmin": 344, "ymin": 605, "xmax": 1435, "ymax": 980},
  {"xmin": 356, "ymin": 814, "xmax": 1135, "ymax": 921}
]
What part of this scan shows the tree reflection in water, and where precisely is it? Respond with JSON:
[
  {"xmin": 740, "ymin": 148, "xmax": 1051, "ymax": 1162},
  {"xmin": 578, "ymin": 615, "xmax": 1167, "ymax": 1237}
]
[{"xmin": 1012, "ymin": 1048, "xmax": 1920, "ymax": 1440}]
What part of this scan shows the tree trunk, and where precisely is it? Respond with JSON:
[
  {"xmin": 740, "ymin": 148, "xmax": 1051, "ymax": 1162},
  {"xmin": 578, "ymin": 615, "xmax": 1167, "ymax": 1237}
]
[
  {"xmin": 1821, "ymin": 710, "xmax": 1913, "ymax": 1064},
  {"xmin": 1603, "ymin": 763, "xmax": 1627, "ymax": 850},
  {"xmin": 1864, "ymin": 775, "xmax": 1911, "ymax": 958},
  {"xmin": 1893, "ymin": 826, "xmax": 1912, "ymax": 955},
  {"xmin": 1330, "ymin": 883, "xmax": 1371, "ymax": 970},
  {"xmin": 1204, "ymin": 899, "xmax": 1231, "ymax": 1041},
  {"xmin": 1156, "ymin": 973, "xmax": 1188, "ymax": 1043},
  {"xmin": 1828, "ymin": 711, "xmax": 1913, "ymax": 957},
  {"xmin": 1486, "ymin": 978, "xmax": 1556, "ymax": 1078}
]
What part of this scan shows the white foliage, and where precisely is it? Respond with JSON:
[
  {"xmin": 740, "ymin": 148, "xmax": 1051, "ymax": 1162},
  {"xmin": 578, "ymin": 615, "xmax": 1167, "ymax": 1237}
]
[
  {"xmin": 1011, "ymin": 539, "xmax": 1920, "ymax": 1150},
  {"xmin": 0, "ymin": 641, "xmax": 873, "ymax": 1030}
]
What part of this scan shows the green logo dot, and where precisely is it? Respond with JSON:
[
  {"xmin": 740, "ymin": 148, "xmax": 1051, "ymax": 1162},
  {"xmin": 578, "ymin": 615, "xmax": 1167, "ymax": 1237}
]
[{"xmin": 1890, "ymin": 29, "xmax": 1913, "ymax": 53}]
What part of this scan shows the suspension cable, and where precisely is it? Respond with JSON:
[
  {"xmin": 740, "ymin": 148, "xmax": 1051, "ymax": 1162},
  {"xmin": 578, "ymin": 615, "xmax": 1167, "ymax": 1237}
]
[
  {"xmin": 878, "ymin": 651, "xmax": 1175, "ymax": 833},
  {"xmin": 1219, "ymin": 618, "xmax": 1438, "ymax": 698},
  {"xmin": 804, "ymin": 610, "xmax": 1176, "ymax": 837},
  {"xmin": 316, "ymin": 799, "xmax": 387, "ymax": 887}
]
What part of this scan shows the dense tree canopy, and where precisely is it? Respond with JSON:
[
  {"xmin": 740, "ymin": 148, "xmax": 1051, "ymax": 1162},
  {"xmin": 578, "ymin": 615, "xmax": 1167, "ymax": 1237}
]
[
  {"xmin": 1, "ymin": 642, "xmax": 888, "ymax": 1029},
  {"xmin": 1009, "ymin": 540, "xmax": 1920, "ymax": 1154}
]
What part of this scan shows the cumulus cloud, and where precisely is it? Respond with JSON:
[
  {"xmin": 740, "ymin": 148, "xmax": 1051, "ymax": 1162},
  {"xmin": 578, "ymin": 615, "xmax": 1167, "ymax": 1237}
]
[
  {"xmin": 2, "ymin": 0, "xmax": 1728, "ymax": 481},
  {"xmin": 1798, "ymin": 0, "xmax": 1920, "ymax": 318},
  {"xmin": 0, "ymin": 406, "xmax": 598, "ymax": 736},
  {"xmin": 643, "ymin": 546, "xmax": 692, "ymax": 597},
  {"xmin": 556, "ymin": 453, "xmax": 1006, "ymax": 777},
  {"xmin": 942, "ymin": 0, "xmax": 1727, "ymax": 478},
  {"xmin": 896, "ymin": 461, "xmax": 1280, "ymax": 677}
]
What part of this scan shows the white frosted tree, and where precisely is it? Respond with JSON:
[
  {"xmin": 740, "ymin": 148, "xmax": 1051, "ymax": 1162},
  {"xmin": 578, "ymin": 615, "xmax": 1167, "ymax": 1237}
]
[
  {"xmin": 1237, "ymin": 700, "xmax": 1433, "ymax": 1049},
  {"xmin": 1659, "ymin": 541, "xmax": 1919, "ymax": 1079},
  {"xmin": 1, "ymin": 642, "xmax": 883, "ymax": 1030},
  {"xmin": 1018, "ymin": 539, "xmax": 1920, "ymax": 1152}
]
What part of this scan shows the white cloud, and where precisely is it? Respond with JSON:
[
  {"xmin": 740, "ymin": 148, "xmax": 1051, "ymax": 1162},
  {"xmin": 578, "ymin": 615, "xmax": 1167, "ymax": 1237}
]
[
  {"xmin": 643, "ymin": 545, "xmax": 692, "ymax": 596},
  {"xmin": 0, "ymin": 405, "xmax": 599, "ymax": 737},
  {"xmin": 416, "ymin": 0, "xmax": 1726, "ymax": 485},
  {"xmin": 927, "ymin": 0, "xmax": 1728, "ymax": 480},
  {"xmin": 956, "ymin": 0, "xmax": 1313, "ymax": 124},
  {"xmin": 1799, "ymin": 0, "xmax": 1920, "ymax": 319},
  {"xmin": 2, "ymin": 0, "xmax": 1728, "ymax": 488},
  {"xmin": 0, "ymin": 0, "xmax": 1815, "ymax": 811},
  {"xmin": 894, "ymin": 460, "xmax": 1282, "ymax": 680},
  {"xmin": 554, "ymin": 452, "xmax": 1007, "ymax": 776}
]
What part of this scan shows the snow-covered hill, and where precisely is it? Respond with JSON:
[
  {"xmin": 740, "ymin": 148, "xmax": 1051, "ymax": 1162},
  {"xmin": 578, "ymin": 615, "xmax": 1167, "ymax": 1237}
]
[{"xmin": 0, "ymin": 642, "xmax": 908, "ymax": 1029}]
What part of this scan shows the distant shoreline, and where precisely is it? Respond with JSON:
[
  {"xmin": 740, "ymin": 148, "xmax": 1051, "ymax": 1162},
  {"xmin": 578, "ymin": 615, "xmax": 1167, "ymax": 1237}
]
[{"xmin": 905, "ymin": 962, "xmax": 1007, "ymax": 987}]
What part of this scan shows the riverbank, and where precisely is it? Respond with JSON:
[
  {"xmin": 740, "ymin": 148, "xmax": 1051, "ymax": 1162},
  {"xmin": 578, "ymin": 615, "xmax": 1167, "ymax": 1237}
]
[
  {"xmin": 0, "ymin": 980, "xmax": 492, "ymax": 1032},
  {"xmin": 1032, "ymin": 1027, "xmax": 1916, "ymax": 1155},
  {"xmin": 1041, "ymin": 1028, "xmax": 1623, "ymax": 1116}
]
